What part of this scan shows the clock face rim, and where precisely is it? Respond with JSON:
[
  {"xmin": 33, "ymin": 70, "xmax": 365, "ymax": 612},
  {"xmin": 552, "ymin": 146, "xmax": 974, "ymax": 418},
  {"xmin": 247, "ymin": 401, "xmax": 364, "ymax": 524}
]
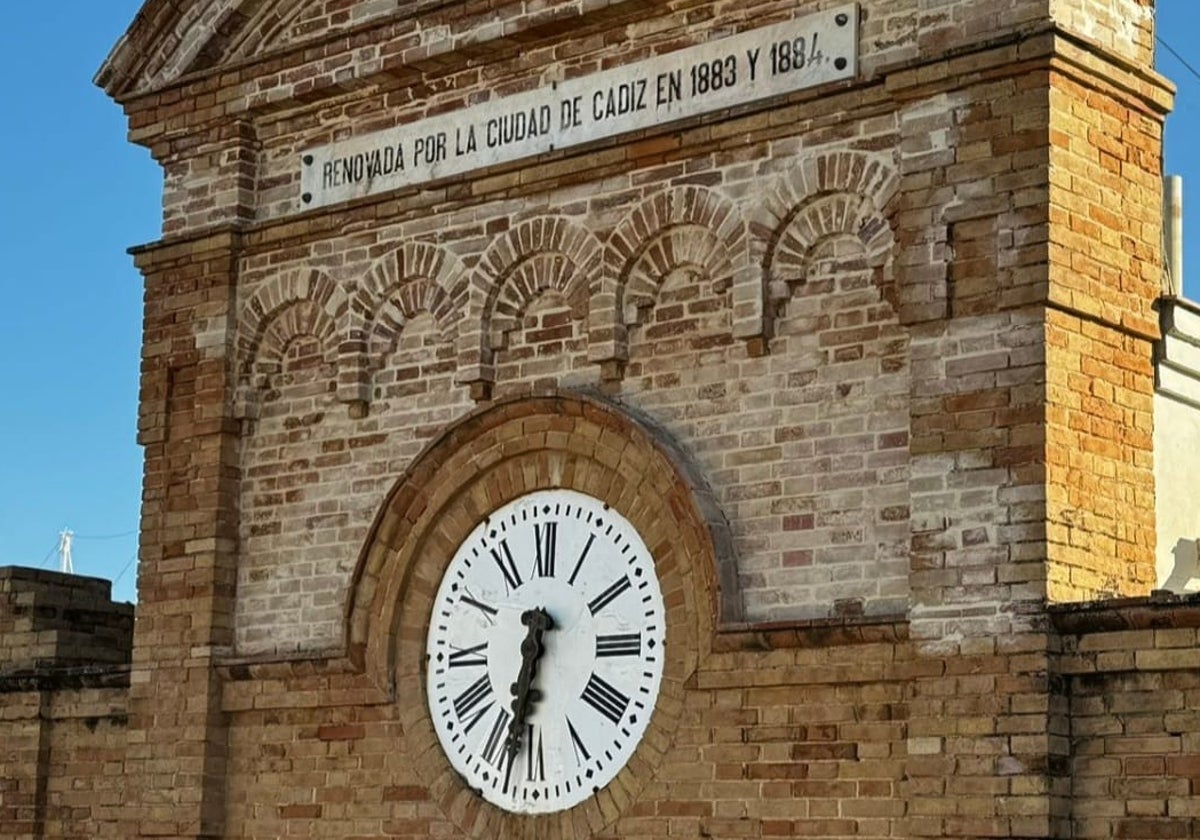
[{"xmin": 424, "ymin": 487, "xmax": 666, "ymax": 815}]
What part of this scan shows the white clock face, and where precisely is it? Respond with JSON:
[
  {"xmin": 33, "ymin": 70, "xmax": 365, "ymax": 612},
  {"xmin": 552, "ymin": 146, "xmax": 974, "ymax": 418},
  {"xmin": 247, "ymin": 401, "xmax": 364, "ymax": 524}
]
[{"xmin": 425, "ymin": 489, "xmax": 665, "ymax": 814}]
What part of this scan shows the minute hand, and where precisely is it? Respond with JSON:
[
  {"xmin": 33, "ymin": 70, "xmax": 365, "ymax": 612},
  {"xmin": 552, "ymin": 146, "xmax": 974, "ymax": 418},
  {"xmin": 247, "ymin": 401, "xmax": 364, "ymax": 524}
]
[{"xmin": 505, "ymin": 608, "xmax": 553, "ymax": 759}]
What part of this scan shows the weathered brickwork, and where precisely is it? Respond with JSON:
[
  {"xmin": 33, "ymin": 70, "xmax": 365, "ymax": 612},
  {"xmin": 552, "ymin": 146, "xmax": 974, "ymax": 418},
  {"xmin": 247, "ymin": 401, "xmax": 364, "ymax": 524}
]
[
  {"xmin": 11, "ymin": 576, "xmax": 1200, "ymax": 839},
  {"xmin": 1055, "ymin": 599, "xmax": 1200, "ymax": 839},
  {"xmin": 124, "ymin": 229, "xmax": 241, "ymax": 839},
  {"xmin": 0, "ymin": 569, "xmax": 131, "ymax": 840},
  {"xmin": 0, "ymin": 0, "xmax": 1181, "ymax": 838},
  {"xmin": 228, "ymin": 150, "xmax": 914, "ymax": 655},
  {"xmin": 1051, "ymin": 0, "xmax": 1155, "ymax": 64},
  {"xmin": 216, "ymin": 643, "xmax": 913, "ymax": 840},
  {"xmin": 0, "ymin": 568, "xmax": 133, "ymax": 670},
  {"xmin": 0, "ymin": 688, "xmax": 131, "ymax": 840},
  {"xmin": 1046, "ymin": 56, "xmax": 1164, "ymax": 599},
  {"xmin": 100, "ymin": 0, "xmax": 1151, "ymax": 237}
]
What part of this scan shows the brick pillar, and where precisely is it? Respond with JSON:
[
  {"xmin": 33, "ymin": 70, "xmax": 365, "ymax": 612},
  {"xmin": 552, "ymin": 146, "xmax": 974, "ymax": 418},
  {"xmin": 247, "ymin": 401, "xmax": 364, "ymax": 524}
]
[
  {"xmin": 1044, "ymin": 52, "xmax": 1169, "ymax": 602},
  {"xmin": 893, "ymin": 18, "xmax": 1170, "ymax": 836},
  {"xmin": 123, "ymin": 229, "xmax": 242, "ymax": 839},
  {"xmin": 895, "ymin": 51, "xmax": 1064, "ymax": 837}
]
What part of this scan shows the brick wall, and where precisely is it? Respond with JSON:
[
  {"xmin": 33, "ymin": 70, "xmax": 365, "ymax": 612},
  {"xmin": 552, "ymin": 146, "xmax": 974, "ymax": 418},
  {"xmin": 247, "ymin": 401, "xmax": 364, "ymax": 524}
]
[
  {"xmin": 9, "ymin": 572, "xmax": 1200, "ymax": 839},
  {"xmin": 1056, "ymin": 597, "xmax": 1200, "ymax": 839},
  {"xmin": 229, "ymin": 145, "xmax": 914, "ymax": 656},
  {"xmin": 1052, "ymin": 0, "xmax": 1156, "ymax": 64},
  {"xmin": 45, "ymin": 0, "xmax": 1191, "ymax": 837},
  {"xmin": 0, "ymin": 568, "xmax": 131, "ymax": 840},
  {"xmin": 218, "ymin": 638, "xmax": 912, "ymax": 839}
]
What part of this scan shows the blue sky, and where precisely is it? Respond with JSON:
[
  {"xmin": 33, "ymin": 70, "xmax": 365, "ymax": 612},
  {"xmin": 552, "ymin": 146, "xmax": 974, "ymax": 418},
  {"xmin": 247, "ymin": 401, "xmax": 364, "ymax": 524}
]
[
  {"xmin": 0, "ymin": 1, "xmax": 156, "ymax": 602},
  {"xmin": 0, "ymin": 2, "xmax": 1197, "ymax": 604}
]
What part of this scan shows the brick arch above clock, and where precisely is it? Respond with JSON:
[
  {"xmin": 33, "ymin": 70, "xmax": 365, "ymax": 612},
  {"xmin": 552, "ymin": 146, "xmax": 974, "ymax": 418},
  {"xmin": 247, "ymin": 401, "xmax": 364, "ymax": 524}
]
[
  {"xmin": 345, "ymin": 390, "xmax": 736, "ymax": 837},
  {"xmin": 349, "ymin": 391, "xmax": 738, "ymax": 667}
]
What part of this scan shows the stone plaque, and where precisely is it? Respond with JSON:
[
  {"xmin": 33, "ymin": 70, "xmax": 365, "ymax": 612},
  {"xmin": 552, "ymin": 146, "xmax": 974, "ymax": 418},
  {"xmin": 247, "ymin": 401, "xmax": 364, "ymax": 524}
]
[{"xmin": 300, "ymin": 3, "xmax": 859, "ymax": 209}]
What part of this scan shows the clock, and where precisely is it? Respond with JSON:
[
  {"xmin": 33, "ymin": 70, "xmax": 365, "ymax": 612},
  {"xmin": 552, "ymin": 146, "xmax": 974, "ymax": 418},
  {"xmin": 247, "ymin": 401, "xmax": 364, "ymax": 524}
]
[{"xmin": 424, "ymin": 488, "xmax": 666, "ymax": 814}]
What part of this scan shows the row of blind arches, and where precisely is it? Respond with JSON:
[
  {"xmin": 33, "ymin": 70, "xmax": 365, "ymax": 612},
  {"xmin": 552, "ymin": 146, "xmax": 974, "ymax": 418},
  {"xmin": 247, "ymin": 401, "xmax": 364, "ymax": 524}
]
[{"xmin": 235, "ymin": 150, "xmax": 900, "ymax": 415}]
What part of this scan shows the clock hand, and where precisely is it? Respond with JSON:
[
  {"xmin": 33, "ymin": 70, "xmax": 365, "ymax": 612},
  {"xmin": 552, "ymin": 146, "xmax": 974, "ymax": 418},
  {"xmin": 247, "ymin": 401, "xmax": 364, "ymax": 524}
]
[{"xmin": 504, "ymin": 607, "xmax": 553, "ymax": 761}]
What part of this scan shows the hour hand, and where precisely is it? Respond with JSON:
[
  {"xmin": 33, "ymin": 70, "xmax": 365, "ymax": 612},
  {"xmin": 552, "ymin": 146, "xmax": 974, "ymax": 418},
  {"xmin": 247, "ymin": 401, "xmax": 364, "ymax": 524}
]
[
  {"xmin": 505, "ymin": 607, "xmax": 553, "ymax": 757},
  {"xmin": 521, "ymin": 607, "xmax": 554, "ymax": 634}
]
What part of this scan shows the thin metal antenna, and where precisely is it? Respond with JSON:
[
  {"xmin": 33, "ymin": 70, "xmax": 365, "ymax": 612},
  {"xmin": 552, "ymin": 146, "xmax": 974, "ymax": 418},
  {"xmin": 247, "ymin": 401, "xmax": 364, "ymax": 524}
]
[
  {"xmin": 1165, "ymin": 175, "xmax": 1184, "ymax": 297},
  {"xmin": 58, "ymin": 529, "xmax": 74, "ymax": 574}
]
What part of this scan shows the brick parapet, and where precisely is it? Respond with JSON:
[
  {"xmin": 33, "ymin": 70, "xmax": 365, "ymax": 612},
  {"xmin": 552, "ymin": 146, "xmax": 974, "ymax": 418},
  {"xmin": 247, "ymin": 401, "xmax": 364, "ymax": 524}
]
[
  {"xmin": 0, "ymin": 685, "xmax": 130, "ymax": 840},
  {"xmin": 0, "ymin": 567, "xmax": 133, "ymax": 673},
  {"xmin": 119, "ymin": 31, "xmax": 1171, "ymax": 261},
  {"xmin": 0, "ymin": 570, "xmax": 131, "ymax": 839},
  {"xmin": 100, "ymin": 0, "xmax": 1162, "ymax": 126}
]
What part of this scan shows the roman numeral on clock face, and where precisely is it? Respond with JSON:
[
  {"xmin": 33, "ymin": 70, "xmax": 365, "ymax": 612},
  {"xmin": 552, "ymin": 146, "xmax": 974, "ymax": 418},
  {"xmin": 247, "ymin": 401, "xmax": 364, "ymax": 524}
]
[
  {"xmin": 567, "ymin": 533, "xmax": 595, "ymax": 586},
  {"xmin": 447, "ymin": 641, "xmax": 488, "ymax": 668},
  {"xmin": 526, "ymin": 724, "xmax": 545, "ymax": 782},
  {"xmin": 481, "ymin": 707, "xmax": 511, "ymax": 766},
  {"xmin": 588, "ymin": 574, "xmax": 632, "ymax": 615},
  {"xmin": 566, "ymin": 717, "xmax": 590, "ymax": 764},
  {"xmin": 595, "ymin": 632, "xmax": 641, "ymax": 658},
  {"xmin": 490, "ymin": 540, "xmax": 522, "ymax": 592},
  {"xmin": 460, "ymin": 594, "xmax": 498, "ymax": 617},
  {"xmin": 454, "ymin": 674, "xmax": 494, "ymax": 722},
  {"xmin": 534, "ymin": 522, "xmax": 557, "ymax": 578},
  {"xmin": 580, "ymin": 673, "xmax": 630, "ymax": 725}
]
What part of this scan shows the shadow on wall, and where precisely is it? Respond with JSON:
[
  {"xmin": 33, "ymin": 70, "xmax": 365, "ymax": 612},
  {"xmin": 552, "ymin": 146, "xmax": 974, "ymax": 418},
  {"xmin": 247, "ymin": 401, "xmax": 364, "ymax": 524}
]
[{"xmin": 1163, "ymin": 538, "xmax": 1200, "ymax": 593}]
